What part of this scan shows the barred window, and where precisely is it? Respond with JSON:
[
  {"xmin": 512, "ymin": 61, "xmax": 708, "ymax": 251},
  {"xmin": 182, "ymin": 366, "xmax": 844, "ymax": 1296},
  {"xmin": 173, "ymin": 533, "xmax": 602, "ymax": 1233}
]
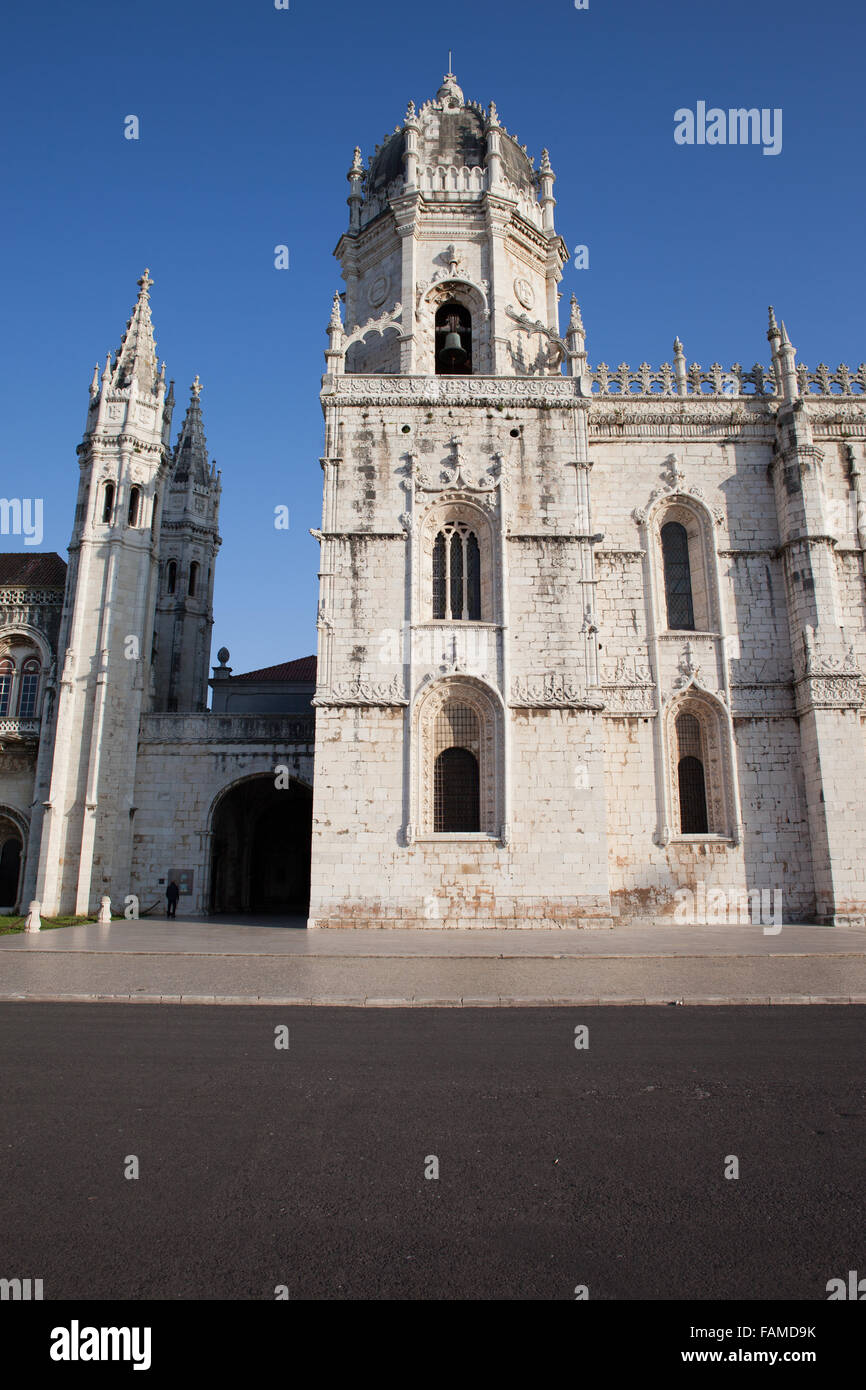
[
  {"xmin": 432, "ymin": 524, "xmax": 481, "ymax": 620},
  {"xmin": 433, "ymin": 702, "xmax": 481, "ymax": 832},
  {"xmin": 434, "ymin": 748, "xmax": 480, "ymax": 831},
  {"xmin": 676, "ymin": 713, "xmax": 708, "ymax": 833},
  {"xmin": 662, "ymin": 521, "xmax": 695, "ymax": 630}
]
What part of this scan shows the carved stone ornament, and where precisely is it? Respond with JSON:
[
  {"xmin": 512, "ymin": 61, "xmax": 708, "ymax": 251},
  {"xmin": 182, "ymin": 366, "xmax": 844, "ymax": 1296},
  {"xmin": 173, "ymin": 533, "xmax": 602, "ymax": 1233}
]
[
  {"xmin": 315, "ymin": 674, "xmax": 407, "ymax": 706},
  {"xmin": 414, "ymin": 437, "xmax": 503, "ymax": 493}
]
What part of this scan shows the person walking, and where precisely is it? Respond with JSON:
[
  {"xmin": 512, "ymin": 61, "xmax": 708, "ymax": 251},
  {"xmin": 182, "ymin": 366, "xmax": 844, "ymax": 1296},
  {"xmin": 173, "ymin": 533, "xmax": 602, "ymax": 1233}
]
[{"xmin": 166, "ymin": 880, "xmax": 180, "ymax": 919}]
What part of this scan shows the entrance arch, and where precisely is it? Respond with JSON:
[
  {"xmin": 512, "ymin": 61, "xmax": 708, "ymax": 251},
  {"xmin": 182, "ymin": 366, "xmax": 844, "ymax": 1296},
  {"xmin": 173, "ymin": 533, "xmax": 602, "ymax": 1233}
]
[
  {"xmin": 208, "ymin": 775, "xmax": 312, "ymax": 916},
  {"xmin": 0, "ymin": 809, "xmax": 25, "ymax": 911}
]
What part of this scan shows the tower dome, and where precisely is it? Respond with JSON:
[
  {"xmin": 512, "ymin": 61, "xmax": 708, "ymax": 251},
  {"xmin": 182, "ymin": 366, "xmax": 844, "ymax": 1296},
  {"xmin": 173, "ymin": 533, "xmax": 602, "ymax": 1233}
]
[{"xmin": 365, "ymin": 71, "xmax": 537, "ymax": 202}]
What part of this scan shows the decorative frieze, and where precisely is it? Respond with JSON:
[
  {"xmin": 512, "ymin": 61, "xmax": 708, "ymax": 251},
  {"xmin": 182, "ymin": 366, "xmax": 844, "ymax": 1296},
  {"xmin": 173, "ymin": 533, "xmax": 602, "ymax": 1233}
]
[{"xmin": 510, "ymin": 674, "xmax": 602, "ymax": 708}]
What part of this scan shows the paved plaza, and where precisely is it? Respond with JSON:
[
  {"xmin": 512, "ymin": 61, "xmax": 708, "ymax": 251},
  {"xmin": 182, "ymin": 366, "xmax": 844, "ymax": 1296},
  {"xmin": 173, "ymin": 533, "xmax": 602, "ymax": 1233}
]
[{"xmin": 1, "ymin": 917, "xmax": 865, "ymax": 1005}]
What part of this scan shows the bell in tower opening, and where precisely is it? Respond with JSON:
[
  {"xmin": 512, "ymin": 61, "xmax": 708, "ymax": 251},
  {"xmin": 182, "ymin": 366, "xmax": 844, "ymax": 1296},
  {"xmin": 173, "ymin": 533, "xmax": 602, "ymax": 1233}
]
[{"xmin": 435, "ymin": 301, "xmax": 472, "ymax": 375}]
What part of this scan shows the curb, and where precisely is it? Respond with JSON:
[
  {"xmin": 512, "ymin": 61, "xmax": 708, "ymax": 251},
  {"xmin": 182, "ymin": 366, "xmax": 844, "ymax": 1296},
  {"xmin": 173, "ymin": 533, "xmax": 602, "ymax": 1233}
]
[{"xmin": 0, "ymin": 992, "xmax": 863, "ymax": 1007}]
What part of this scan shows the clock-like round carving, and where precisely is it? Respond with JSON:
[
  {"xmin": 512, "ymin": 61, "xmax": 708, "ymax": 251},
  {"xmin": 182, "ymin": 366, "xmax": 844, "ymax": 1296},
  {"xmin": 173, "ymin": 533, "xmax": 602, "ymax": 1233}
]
[
  {"xmin": 514, "ymin": 276, "xmax": 535, "ymax": 310},
  {"xmin": 368, "ymin": 274, "xmax": 390, "ymax": 308}
]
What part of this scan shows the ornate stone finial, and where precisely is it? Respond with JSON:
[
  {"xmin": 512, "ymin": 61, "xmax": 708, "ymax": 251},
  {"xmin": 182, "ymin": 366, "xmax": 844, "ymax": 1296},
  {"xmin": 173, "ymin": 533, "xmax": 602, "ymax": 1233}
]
[
  {"xmin": 137, "ymin": 268, "xmax": 153, "ymax": 296},
  {"xmin": 217, "ymin": 647, "xmax": 230, "ymax": 667},
  {"xmin": 673, "ymin": 337, "xmax": 684, "ymax": 355},
  {"xmin": 540, "ymin": 148, "xmax": 552, "ymax": 172},
  {"xmin": 767, "ymin": 305, "xmax": 780, "ymax": 341},
  {"xmin": 487, "ymin": 99, "xmax": 500, "ymax": 127},
  {"xmin": 569, "ymin": 296, "xmax": 584, "ymax": 331},
  {"xmin": 437, "ymin": 69, "xmax": 464, "ymax": 107},
  {"xmin": 349, "ymin": 146, "xmax": 363, "ymax": 177},
  {"xmin": 191, "ymin": 374, "xmax": 203, "ymax": 399},
  {"xmin": 89, "ymin": 362, "xmax": 100, "ymax": 395},
  {"xmin": 405, "ymin": 99, "xmax": 416, "ymax": 122},
  {"xmin": 328, "ymin": 292, "xmax": 344, "ymax": 330},
  {"xmin": 779, "ymin": 319, "xmax": 792, "ymax": 347}
]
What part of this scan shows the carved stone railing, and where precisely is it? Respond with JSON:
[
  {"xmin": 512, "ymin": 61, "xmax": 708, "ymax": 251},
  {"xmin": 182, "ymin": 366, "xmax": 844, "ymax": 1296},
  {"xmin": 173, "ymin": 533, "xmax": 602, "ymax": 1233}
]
[
  {"xmin": 0, "ymin": 716, "xmax": 40, "ymax": 739},
  {"xmin": 589, "ymin": 361, "xmax": 866, "ymax": 399},
  {"xmin": 138, "ymin": 713, "xmax": 315, "ymax": 745}
]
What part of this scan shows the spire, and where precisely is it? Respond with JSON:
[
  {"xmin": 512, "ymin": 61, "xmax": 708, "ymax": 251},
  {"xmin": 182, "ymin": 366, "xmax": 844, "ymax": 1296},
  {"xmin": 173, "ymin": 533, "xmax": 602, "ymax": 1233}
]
[
  {"xmin": 172, "ymin": 377, "xmax": 210, "ymax": 485},
  {"xmin": 111, "ymin": 269, "xmax": 160, "ymax": 393}
]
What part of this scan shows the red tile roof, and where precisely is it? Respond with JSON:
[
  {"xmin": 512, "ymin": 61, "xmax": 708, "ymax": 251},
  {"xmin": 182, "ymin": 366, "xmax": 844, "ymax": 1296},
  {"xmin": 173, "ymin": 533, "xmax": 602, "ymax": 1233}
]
[
  {"xmin": 0, "ymin": 552, "xmax": 67, "ymax": 587},
  {"xmin": 231, "ymin": 655, "xmax": 317, "ymax": 683}
]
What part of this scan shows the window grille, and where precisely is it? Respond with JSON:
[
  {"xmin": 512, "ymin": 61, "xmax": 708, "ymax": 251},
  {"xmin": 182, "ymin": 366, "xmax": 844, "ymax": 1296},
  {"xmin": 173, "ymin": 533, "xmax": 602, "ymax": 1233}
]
[
  {"xmin": 676, "ymin": 713, "xmax": 708, "ymax": 832},
  {"xmin": 434, "ymin": 747, "xmax": 480, "ymax": 831}
]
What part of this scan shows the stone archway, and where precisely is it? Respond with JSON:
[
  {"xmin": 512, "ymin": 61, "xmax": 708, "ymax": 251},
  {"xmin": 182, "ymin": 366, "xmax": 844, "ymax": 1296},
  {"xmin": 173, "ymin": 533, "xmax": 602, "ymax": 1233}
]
[
  {"xmin": 0, "ymin": 814, "xmax": 24, "ymax": 911},
  {"xmin": 208, "ymin": 776, "xmax": 312, "ymax": 917}
]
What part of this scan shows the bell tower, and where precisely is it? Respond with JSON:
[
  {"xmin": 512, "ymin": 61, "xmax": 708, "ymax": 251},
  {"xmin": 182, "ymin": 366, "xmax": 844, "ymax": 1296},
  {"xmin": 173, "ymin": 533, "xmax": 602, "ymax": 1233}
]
[
  {"xmin": 151, "ymin": 378, "xmax": 222, "ymax": 712},
  {"xmin": 32, "ymin": 270, "xmax": 174, "ymax": 916},
  {"xmin": 334, "ymin": 70, "xmax": 570, "ymax": 378},
  {"xmin": 310, "ymin": 73, "xmax": 610, "ymax": 929}
]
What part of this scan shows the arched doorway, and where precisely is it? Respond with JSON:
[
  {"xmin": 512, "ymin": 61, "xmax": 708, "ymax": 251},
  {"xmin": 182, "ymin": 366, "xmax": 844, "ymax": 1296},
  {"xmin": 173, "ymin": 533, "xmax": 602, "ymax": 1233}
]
[
  {"xmin": 0, "ymin": 815, "xmax": 24, "ymax": 910},
  {"xmin": 208, "ymin": 776, "xmax": 312, "ymax": 917}
]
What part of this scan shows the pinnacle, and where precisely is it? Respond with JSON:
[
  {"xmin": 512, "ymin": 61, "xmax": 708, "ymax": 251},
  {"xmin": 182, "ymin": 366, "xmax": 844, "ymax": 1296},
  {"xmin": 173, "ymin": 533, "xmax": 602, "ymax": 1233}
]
[{"xmin": 111, "ymin": 268, "xmax": 160, "ymax": 393}]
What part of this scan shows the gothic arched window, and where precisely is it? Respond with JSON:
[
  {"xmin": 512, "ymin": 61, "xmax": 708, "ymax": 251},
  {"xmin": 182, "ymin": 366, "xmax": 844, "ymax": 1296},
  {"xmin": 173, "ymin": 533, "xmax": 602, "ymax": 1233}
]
[
  {"xmin": 676, "ymin": 712, "xmax": 709, "ymax": 833},
  {"xmin": 17, "ymin": 659, "xmax": 40, "ymax": 718},
  {"xmin": 415, "ymin": 681, "xmax": 503, "ymax": 838},
  {"xmin": 101, "ymin": 482, "xmax": 115, "ymax": 524},
  {"xmin": 151, "ymin": 492, "xmax": 159, "ymax": 537},
  {"xmin": 128, "ymin": 486, "xmax": 141, "ymax": 527},
  {"xmin": 435, "ymin": 301, "xmax": 472, "ymax": 376},
  {"xmin": 661, "ymin": 521, "xmax": 695, "ymax": 630},
  {"xmin": 0, "ymin": 659, "xmax": 13, "ymax": 716},
  {"xmin": 166, "ymin": 560, "xmax": 177, "ymax": 595},
  {"xmin": 432, "ymin": 524, "xmax": 481, "ymax": 620},
  {"xmin": 188, "ymin": 561, "xmax": 200, "ymax": 597}
]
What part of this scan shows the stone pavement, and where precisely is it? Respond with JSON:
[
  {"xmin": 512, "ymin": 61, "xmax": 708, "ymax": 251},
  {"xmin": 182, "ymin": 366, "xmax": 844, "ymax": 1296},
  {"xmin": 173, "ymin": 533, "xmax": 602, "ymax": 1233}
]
[{"xmin": 1, "ymin": 916, "xmax": 865, "ymax": 1005}]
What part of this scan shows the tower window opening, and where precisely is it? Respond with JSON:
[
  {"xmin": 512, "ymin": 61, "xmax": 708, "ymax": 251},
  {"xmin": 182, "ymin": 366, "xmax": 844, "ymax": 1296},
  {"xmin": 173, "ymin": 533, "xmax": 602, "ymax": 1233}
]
[
  {"xmin": 189, "ymin": 561, "xmax": 199, "ymax": 597},
  {"xmin": 101, "ymin": 482, "xmax": 115, "ymax": 524},
  {"xmin": 166, "ymin": 560, "xmax": 177, "ymax": 595},
  {"xmin": 661, "ymin": 521, "xmax": 695, "ymax": 630},
  {"xmin": 432, "ymin": 523, "xmax": 481, "ymax": 620},
  {"xmin": 435, "ymin": 302, "xmax": 472, "ymax": 376},
  {"xmin": 128, "ymin": 486, "xmax": 141, "ymax": 527}
]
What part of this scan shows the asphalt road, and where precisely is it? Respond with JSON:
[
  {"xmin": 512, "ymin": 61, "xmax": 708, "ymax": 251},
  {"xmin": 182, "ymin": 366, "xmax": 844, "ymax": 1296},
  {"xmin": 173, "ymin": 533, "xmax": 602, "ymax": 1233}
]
[{"xmin": 0, "ymin": 1004, "xmax": 863, "ymax": 1301}]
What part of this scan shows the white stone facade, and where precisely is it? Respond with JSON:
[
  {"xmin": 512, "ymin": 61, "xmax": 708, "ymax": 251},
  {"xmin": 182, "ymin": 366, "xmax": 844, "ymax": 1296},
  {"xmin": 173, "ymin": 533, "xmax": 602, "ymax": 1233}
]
[
  {"xmin": 3, "ymin": 71, "xmax": 866, "ymax": 929},
  {"xmin": 308, "ymin": 72, "xmax": 866, "ymax": 928}
]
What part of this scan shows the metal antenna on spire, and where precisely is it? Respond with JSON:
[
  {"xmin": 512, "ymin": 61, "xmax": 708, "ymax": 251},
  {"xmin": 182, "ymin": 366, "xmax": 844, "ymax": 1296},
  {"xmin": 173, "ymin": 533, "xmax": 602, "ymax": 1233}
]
[{"xmin": 448, "ymin": 49, "xmax": 452, "ymax": 73}]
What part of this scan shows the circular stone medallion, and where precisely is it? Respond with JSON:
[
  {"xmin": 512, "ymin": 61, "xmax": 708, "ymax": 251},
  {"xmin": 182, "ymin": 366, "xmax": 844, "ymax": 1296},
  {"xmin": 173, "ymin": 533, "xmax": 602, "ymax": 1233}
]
[
  {"xmin": 514, "ymin": 276, "xmax": 535, "ymax": 310},
  {"xmin": 368, "ymin": 274, "xmax": 390, "ymax": 308}
]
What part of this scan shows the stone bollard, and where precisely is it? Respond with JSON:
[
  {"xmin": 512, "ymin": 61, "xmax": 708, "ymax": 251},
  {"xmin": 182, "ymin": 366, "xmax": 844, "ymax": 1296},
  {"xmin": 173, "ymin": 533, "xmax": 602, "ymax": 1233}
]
[
  {"xmin": 97, "ymin": 895, "xmax": 112, "ymax": 924},
  {"xmin": 25, "ymin": 900, "xmax": 42, "ymax": 933}
]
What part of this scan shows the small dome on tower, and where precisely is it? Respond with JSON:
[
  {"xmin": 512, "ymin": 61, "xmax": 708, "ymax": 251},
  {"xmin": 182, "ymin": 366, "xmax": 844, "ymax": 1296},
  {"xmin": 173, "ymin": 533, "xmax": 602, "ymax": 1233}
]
[{"xmin": 365, "ymin": 71, "xmax": 536, "ymax": 200}]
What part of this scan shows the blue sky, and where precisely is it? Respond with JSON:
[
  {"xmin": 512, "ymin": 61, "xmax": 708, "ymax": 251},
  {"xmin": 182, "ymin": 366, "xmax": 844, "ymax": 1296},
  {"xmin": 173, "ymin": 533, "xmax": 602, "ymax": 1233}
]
[{"xmin": 3, "ymin": 0, "xmax": 865, "ymax": 679}]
